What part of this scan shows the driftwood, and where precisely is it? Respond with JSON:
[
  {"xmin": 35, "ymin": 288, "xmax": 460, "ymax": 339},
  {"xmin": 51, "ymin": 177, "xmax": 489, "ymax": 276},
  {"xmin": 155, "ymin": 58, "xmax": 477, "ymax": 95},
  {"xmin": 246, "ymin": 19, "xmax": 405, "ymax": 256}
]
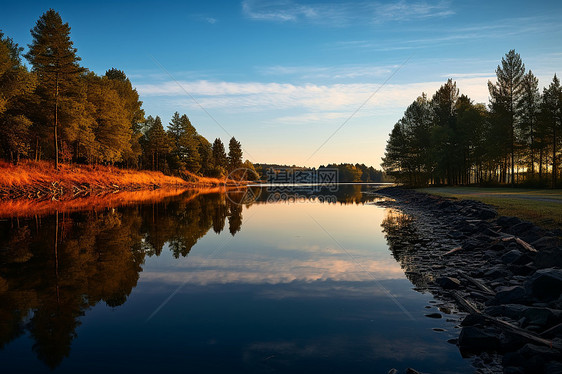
[
  {"xmin": 515, "ymin": 238, "xmax": 538, "ymax": 252},
  {"xmin": 451, "ymin": 290, "xmax": 480, "ymax": 314},
  {"xmin": 495, "ymin": 235, "xmax": 538, "ymax": 252},
  {"xmin": 450, "ymin": 291, "xmax": 559, "ymax": 349},
  {"xmin": 458, "ymin": 271, "xmax": 495, "ymax": 296},
  {"xmin": 443, "ymin": 246, "xmax": 463, "ymax": 256}
]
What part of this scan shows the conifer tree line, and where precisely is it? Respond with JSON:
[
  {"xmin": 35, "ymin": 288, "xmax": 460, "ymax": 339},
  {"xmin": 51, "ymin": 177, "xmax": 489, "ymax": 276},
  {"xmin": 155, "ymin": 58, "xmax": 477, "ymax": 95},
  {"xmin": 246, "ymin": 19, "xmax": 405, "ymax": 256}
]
[
  {"xmin": 0, "ymin": 9, "xmax": 247, "ymax": 178},
  {"xmin": 382, "ymin": 50, "xmax": 562, "ymax": 187}
]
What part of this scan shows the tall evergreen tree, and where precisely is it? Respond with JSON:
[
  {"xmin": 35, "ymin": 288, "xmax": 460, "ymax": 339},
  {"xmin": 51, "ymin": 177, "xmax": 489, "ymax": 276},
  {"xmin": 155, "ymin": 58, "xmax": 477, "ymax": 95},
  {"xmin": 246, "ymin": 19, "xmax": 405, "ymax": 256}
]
[
  {"xmin": 25, "ymin": 9, "xmax": 84, "ymax": 169},
  {"xmin": 212, "ymin": 138, "xmax": 227, "ymax": 170},
  {"xmin": 488, "ymin": 50, "xmax": 525, "ymax": 185},
  {"xmin": 105, "ymin": 68, "xmax": 145, "ymax": 167},
  {"xmin": 541, "ymin": 75, "xmax": 562, "ymax": 186},
  {"xmin": 167, "ymin": 112, "xmax": 200, "ymax": 173},
  {"xmin": 432, "ymin": 80, "xmax": 459, "ymax": 184},
  {"xmin": 144, "ymin": 116, "xmax": 170, "ymax": 171},
  {"xmin": 228, "ymin": 137, "xmax": 243, "ymax": 172},
  {"xmin": 518, "ymin": 70, "xmax": 541, "ymax": 176}
]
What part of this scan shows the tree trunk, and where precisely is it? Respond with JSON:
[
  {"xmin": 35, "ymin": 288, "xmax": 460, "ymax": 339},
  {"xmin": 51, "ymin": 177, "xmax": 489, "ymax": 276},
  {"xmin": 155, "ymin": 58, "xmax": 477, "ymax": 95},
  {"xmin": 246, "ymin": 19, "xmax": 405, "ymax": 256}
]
[
  {"xmin": 554, "ymin": 127, "xmax": 557, "ymax": 187},
  {"xmin": 54, "ymin": 73, "xmax": 59, "ymax": 170}
]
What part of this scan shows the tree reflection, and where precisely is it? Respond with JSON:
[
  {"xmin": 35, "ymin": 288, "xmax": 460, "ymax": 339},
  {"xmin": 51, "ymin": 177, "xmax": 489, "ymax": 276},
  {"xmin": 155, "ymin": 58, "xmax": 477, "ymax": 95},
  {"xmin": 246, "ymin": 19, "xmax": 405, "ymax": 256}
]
[
  {"xmin": 0, "ymin": 184, "xmax": 385, "ymax": 368},
  {"xmin": 380, "ymin": 208, "xmax": 433, "ymax": 289},
  {"xmin": 0, "ymin": 190, "xmax": 244, "ymax": 368}
]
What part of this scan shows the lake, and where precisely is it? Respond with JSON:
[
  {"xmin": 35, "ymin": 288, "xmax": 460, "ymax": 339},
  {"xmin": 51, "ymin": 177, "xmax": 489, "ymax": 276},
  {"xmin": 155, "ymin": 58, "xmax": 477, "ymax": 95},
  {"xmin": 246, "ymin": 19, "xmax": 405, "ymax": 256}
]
[{"xmin": 0, "ymin": 184, "xmax": 472, "ymax": 373}]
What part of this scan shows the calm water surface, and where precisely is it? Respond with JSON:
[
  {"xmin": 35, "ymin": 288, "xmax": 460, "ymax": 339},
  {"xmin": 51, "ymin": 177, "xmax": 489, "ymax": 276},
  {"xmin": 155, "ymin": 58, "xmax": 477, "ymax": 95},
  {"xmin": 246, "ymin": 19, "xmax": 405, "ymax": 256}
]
[{"xmin": 0, "ymin": 185, "xmax": 472, "ymax": 373}]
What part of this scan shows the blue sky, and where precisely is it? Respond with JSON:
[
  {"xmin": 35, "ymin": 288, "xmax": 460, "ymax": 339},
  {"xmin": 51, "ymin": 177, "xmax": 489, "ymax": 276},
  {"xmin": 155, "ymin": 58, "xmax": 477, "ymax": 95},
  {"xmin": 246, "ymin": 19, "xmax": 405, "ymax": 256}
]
[{"xmin": 1, "ymin": 0, "xmax": 561, "ymax": 167}]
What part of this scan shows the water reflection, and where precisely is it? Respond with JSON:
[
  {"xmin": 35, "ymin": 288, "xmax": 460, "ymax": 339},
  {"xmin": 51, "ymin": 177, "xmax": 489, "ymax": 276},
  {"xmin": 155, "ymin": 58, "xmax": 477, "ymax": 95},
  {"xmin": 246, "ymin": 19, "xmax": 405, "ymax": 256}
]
[
  {"xmin": 0, "ymin": 191, "xmax": 246, "ymax": 368},
  {"xmin": 380, "ymin": 209, "xmax": 434, "ymax": 289},
  {"xmin": 0, "ymin": 185, "xmax": 470, "ymax": 372}
]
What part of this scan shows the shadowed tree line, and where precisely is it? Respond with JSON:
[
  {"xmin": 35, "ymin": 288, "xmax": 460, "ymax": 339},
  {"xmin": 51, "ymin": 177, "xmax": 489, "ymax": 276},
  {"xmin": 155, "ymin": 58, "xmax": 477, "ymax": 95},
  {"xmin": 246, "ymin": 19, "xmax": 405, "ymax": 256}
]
[
  {"xmin": 382, "ymin": 50, "xmax": 561, "ymax": 187},
  {"xmin": 0, "ymin": 191, "xmax": 246, "ymax": 369},
  {"xmin": 0, "ymin": 9, "xmax": 249, "ymax": 178}
]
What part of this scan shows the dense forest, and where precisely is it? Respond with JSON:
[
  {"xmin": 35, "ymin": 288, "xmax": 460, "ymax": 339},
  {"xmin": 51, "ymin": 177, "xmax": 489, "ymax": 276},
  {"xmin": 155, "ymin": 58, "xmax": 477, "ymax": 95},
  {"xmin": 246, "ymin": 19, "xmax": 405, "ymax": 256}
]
[
  {"xmin": 382, "ymin": 50, "xmax": 561, "ymax": 187},
  {"xmin": 0, "ymin": 10, "xmax": 249, "ymax": 179}
]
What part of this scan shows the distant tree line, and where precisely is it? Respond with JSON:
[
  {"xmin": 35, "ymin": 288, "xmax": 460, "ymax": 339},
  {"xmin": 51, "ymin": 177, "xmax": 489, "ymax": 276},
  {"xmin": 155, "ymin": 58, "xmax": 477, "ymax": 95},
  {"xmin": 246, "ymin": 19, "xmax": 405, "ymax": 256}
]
[
  {"xmin": 0, "ymin": 9, "xmax": 249, "ymax": 178},
  {"xmin": 254, "ymin": 163, "xmax": 390, "ymax": 183},
  {"xmin": 382, "ymin": 50, "xmax": 561, "ymax": 187}
]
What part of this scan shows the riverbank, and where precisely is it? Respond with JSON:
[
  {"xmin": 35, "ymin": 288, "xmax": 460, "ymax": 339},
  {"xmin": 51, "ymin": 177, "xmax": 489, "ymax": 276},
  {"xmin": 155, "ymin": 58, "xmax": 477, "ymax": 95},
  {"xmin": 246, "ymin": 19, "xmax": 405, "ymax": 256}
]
[
  {"xmin": 417, "ymin": 186, "xmax": 562, "ymax": 230},
  {"xmin": 0, "ymin": 161, "xmax": 225, "ymax": 200},
  {"xmin": 375, "ymin": 186, "xmax": 562, "ymax": 374}
]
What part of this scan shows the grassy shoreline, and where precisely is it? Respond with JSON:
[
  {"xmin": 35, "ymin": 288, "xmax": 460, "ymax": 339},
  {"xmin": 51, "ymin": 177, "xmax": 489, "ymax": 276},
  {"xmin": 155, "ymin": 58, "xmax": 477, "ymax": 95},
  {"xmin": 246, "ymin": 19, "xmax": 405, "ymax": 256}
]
[
  {"xmin": 0, "ymin": 161, "xmax": 225, "ymax": 200},
  {"xmin": 417, "ymin": 186, "xmax": 562, "ymax": 230}
]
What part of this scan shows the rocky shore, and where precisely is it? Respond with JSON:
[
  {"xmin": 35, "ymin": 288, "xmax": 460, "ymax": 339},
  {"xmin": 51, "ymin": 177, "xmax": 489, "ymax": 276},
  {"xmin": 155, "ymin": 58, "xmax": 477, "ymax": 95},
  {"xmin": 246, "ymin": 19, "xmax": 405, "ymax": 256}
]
[{"xmin": 374, "ymin": 186, "xmax": 562, "ymax": 374}]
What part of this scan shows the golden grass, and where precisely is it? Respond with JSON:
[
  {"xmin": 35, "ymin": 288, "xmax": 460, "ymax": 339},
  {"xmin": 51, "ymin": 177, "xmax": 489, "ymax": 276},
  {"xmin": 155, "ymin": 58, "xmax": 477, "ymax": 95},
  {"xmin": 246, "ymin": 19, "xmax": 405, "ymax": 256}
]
[
  {"xmin": 0, "ymin": 160, "xmax": 189, "ymax": 189},
  {"xmin": 419, "ymin": 187, "xmax": 562, "ymax": 230}
]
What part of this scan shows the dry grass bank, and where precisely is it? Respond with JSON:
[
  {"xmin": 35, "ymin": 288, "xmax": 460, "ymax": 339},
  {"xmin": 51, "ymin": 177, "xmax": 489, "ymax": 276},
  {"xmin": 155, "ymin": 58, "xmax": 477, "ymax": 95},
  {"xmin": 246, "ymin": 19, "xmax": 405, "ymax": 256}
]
[{"xmin": 0, "ymin": 160, "xmax": 225, "ymax": 200}]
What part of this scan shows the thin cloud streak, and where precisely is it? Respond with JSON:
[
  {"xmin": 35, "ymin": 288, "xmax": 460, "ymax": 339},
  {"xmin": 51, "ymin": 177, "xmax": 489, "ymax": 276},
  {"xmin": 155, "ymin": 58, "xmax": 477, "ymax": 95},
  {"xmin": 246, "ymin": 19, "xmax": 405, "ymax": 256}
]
[{"xmin": 241, "ymin": 0, "xmax": 454, "ymax": 25}]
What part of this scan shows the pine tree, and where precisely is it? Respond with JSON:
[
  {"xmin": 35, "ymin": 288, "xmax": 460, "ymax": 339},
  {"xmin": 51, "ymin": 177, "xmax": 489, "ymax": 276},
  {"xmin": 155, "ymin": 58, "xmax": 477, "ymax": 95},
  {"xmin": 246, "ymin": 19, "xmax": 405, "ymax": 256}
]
[
  {"xmin": 105, "ymin": 68, "xmax": 145, "ymax": 167},
  {"xmin": 144, "ymin": 116, "xmax": 170, "ymax": 171},
  {"xmin": 212, "ymin": 138, "xmax": 227, "ymax": 170},
  {"xmin": 488, "ymin": 50, "xmax": 525, "ymax": 185},
  {"xmin": 25, "ymin": 9, "xmax": 84, "ymax": 169},
  {"xmin": 518, "ymin": 71, "xmax": 541, "ymax": 176},
  {"xmin": 541, "ymin": 75, "xmax": 562, "ymax": 186},
  {"xmin": 228, "ymin": 137, "xmax": 243, "ymax": 172}
]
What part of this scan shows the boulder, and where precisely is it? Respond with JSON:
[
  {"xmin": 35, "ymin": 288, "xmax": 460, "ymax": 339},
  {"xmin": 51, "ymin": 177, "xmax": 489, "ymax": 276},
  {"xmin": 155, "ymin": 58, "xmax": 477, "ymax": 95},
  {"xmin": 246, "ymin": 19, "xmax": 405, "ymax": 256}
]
[
  {"xmin": 525, "ymin": 269, "xmax": 562, "ymax": 302},
  {"xmin": 531, "ymin": 236, "xmax": 560, "ymax": 251},
  {"xmin": 507, "ymin": 221, "xmax": 535, "ymax": 235},
  {"xmin": 533, "ymin": 247, "xmax": 562, "ymax": 269},
  {"xmin": 458, "ymin": 326, "xmax": 500, "ymax": 351},
  {"xmin": 502, "ymin": 249, "xmax": 524, "ymax": 264},
  {"xmin": 497, "ymin": 216, "xmax": 523, "ymax": 228},
  {"xmin": 477, "ymin": 208, "xmax": 497, "ymax": 220},
  {"xmin": 494, "ymin": 286, "xmax": 527, "ymax": 304}
]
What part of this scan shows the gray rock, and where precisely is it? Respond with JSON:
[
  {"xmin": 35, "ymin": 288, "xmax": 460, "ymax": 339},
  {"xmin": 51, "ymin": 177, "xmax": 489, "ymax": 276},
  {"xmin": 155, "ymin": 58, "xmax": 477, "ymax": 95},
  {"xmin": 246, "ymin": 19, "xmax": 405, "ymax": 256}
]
[
  {"xmin": 478, "ymin": 208, "xmax": 497, "ymax": 220},
  {"xmin": 458, "ymin": 326, "xmax": 500, "ymax": 351},
  {"xmin": 497, "ymin": 216, "xmax": 522, "ymax": 228},
  {"xmin": 494, "ymin": 286, "xmax": 526, "ymax": 304},
  {"xmin": 534, "ymin": 247, "xmax": 562, "ymax": 269},
  {"xmin": 507, "ymin": 221, "xmax": 535, "ymax": 235},
  {"xmin": 525, "ymin": 268, "xmax": 562, "ymax": 302},
  {"xmin": 531, "ymin": 236, "xmax": 560, "ymax": 251},
  {"xmin": 502, "ymin": 249, "xmax": 524, "ymax": 264}
]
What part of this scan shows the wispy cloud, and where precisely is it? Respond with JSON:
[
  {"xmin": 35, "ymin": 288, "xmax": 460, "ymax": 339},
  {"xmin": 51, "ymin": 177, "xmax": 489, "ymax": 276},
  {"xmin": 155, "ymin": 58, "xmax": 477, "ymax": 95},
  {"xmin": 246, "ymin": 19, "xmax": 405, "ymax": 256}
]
[
  {"xmin": 241, "ymin": 0, "xmax": 454, "ymax": 26},
  {"xmin": 136, "ymin": 77, "xmax": 492, "ymax": 122},
  {"xmin": 329, "ymin": 15, "xmax": 559, "ymax": 50}
]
